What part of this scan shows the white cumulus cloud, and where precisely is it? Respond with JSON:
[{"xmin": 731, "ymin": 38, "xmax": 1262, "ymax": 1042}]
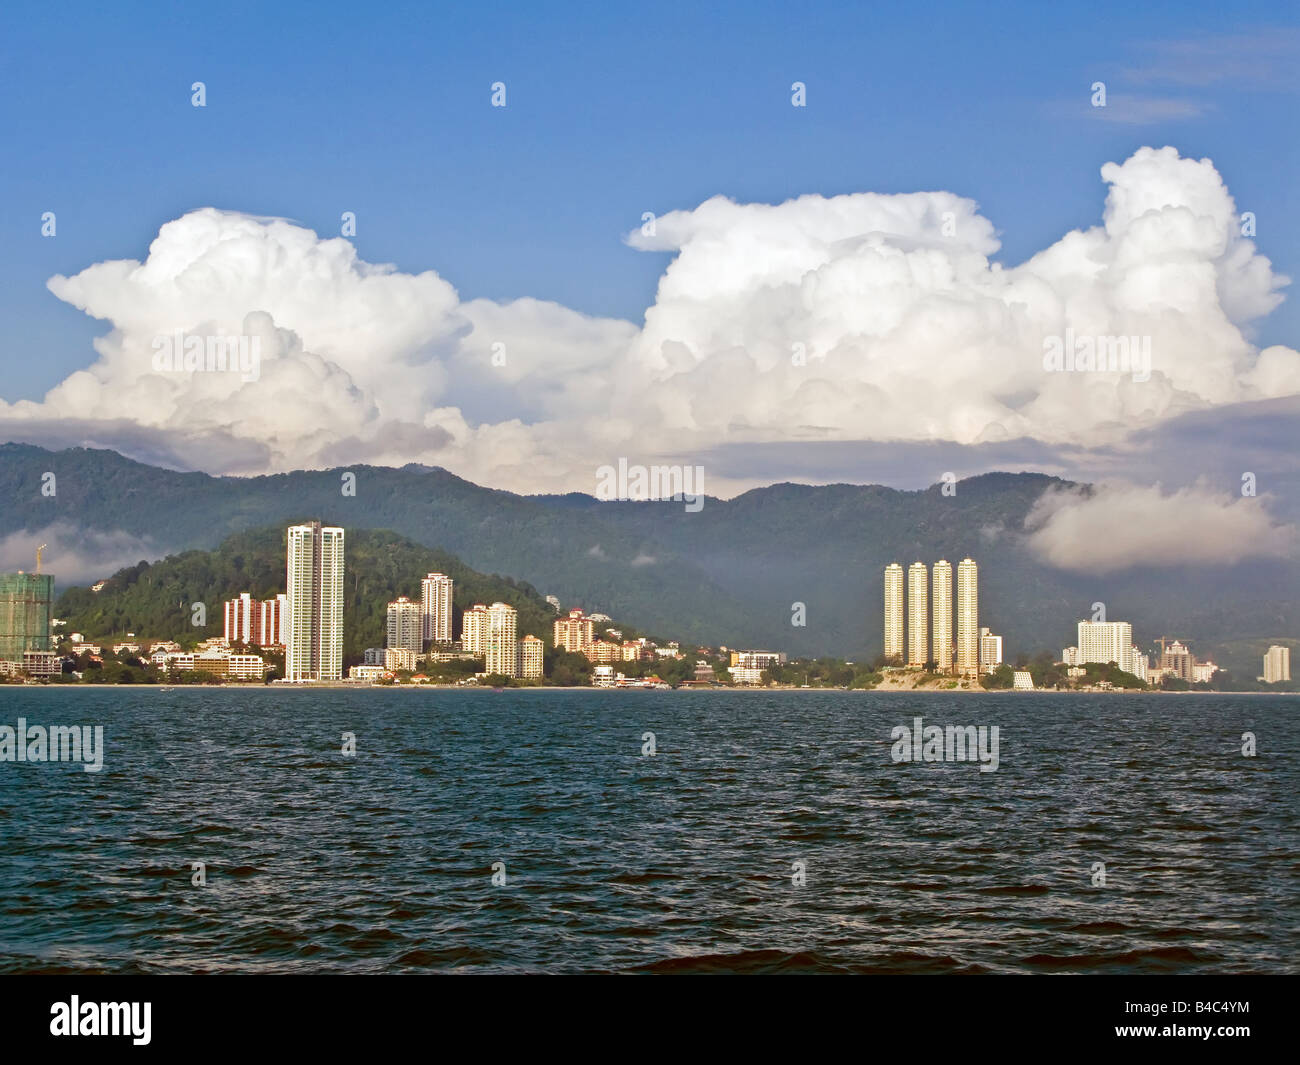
[{"xmin": 1, "ymin": 146, "xmax": 1296, "ymax": 498}]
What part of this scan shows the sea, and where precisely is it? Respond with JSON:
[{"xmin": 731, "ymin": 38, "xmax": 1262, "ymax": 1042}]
[{"xmin": 0, "ymin": 687, "xmax": 1295, "ymax": 974}]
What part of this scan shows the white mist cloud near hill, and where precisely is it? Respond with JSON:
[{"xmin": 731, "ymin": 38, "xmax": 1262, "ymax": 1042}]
[
  {"xmin": 0, "ymin": 524, "xmax": 160, "ymax": 586},
  {"xmin": 1, "ymin": 145, "xmax": 1297, "ymax": 569},
  {"xmin": 1024, "ymin": 482, "xmax": 1296, "ymax": 573}
]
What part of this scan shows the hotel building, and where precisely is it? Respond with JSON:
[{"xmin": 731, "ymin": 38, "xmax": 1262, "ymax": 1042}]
[
  {"xmin": 1264, "ymin": 645, "xmax": 1291, "ymax": 683},
  {"xmin": 1071, "ymin": 620, "xmax": 1147, "ymax": 680}
]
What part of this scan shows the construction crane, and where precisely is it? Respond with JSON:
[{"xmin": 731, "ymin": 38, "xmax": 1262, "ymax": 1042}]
[{"xmin": 36, "ymin": 544, "xmax": 47, "ymax": 574}]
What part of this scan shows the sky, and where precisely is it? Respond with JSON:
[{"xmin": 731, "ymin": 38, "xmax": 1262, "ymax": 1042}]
[{"xmin": 0, "ymin": 0, "xmax": 1297, "ymax": 579}]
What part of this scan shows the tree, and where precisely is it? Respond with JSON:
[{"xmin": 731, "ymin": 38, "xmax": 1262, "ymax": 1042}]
[{"xmin": 982, "ymin": 664, "xmax": 1014, "ymax": 689}]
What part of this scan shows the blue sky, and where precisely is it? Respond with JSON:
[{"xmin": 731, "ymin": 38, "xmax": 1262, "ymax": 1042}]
[{"xmin": 2, "ymin": 0, "xmax": 1296, "ymax": 402}]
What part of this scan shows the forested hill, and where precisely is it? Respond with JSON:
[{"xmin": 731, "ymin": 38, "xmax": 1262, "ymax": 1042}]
[
  {"xmin": 54, "ymin": 525, "xmax": 556, "ymax": 662},
  {"xmin": 6, "ymin": 443, "xmax": 1297, "ymax": 661}
]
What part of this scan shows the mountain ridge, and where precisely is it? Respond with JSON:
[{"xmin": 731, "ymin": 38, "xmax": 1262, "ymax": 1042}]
[{"xmin": 1, "ymin": 443, "xmax": 1295, "ymax": 671}]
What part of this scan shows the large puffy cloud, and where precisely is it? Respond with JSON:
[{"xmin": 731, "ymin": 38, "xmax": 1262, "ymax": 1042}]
[
  {"xmin": 1023, "ymin": 482, "xmax": 1296, "ymax": 572},
  {"xmin": 1, "ymin": 146, "xmax": 1297, "ymax": 500},
  {"xmin": 622, "ymin": 146, "xmax": 1296, "ymax": 459}
]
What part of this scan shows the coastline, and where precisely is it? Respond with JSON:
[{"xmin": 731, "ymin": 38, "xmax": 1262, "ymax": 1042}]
[{"xmin": 1, "ymin": 683, "xmax": 1291, "ymax": 695}]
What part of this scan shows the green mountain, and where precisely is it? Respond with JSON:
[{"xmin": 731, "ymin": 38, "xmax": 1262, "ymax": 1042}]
[
  {"xmin": 53, "ymin": 524, "xmax": 556, "ymax": 662},
  {"xmin": 3, "ymin": 443, "xmax": 1296, "ymax": 662}
]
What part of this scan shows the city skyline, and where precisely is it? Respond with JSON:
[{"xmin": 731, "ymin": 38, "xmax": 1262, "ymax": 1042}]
[{"xmin": 0, "ymin": 517, "xmax": 1294, "ymax": 690}]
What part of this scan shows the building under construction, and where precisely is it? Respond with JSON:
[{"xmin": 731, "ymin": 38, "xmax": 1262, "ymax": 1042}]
[{"xmin": 0, "ymin": 571, "xmax": 55, "ymax": 664}]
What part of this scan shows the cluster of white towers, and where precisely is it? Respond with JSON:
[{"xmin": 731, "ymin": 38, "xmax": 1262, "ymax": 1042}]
[{"xmin": 884, "ymin": 558, "xmax": 979, "ymax": 675}]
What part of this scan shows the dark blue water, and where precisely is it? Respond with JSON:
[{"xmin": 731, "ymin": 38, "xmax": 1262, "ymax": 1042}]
[{"xmin": 0, "ymin": 688, "xmax": 1294, "ymax": 973}]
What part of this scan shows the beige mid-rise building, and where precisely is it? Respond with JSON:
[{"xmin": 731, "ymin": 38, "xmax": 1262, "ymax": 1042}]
[
  {"xmin": 462, "ymin": 603, "xmax": 489, "ymax": 655},
  {"xmin": 587, "ymin": 639, "xmax": 619, "ymax": 664},
  {"xmin": 520, "ymin": 634, "xmax": 544, "ymax": 680},
  {"xmin": 553, "ymin": 608, "xmax": 595, "ymax": 655},
  {"xmin": 485, "ymin": 602, "xmax": 519, "ymax": 677}
]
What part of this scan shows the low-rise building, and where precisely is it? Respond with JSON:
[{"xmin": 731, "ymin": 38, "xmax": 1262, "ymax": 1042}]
[
  {"xmin": 587, "ymin": 639, "xmax": 620, "ymax": 663},
  {"xmin": 164, "ymin": 650, "xmax": 267, "ymax": 680},
  {"xmin": 22, "ymin": 651, "xmax": 60, "ymax": 677},
  {"xmin": 385, "ymin": 647, "xmax": 418, "ymax": 672},
  {"xmin": 730, "ymin": 650, "xmax": 786, "ymax": 670}
]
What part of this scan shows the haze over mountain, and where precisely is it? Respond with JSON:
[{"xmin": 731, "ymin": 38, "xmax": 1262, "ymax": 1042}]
[{"xmin": 0, "ymin": 444, "xmax": 1294, "ymax": 667}]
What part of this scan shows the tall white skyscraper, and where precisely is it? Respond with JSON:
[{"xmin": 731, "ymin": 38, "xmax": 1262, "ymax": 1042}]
[
  {"xmin": 907, "ymin": 562, "xmax": 928, "ymax": 666},
  {"xmin": 883, "ymin": 563, "xmax": 904, "ymax": 661},
  {"xmin": 932, "ymin": 559, "xmax": 953, "ymax": 673},
  {"xmin": 285, "ymin": 521, "xmax": 345, "ymax": 681},
  {"xmin": 956, "ymin": 557, "xmax": 978, "ymax": 676},
  {"xmin": 421, "ymin": 573, "xmax": 453, "ymax": 646},
  {"xmin": 387, "ymin": 596, "xmax": 422, "ymax": 654},
  {"xmin": 485, "ymin": 602, "xmax": 519, "ymax": 677}
]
